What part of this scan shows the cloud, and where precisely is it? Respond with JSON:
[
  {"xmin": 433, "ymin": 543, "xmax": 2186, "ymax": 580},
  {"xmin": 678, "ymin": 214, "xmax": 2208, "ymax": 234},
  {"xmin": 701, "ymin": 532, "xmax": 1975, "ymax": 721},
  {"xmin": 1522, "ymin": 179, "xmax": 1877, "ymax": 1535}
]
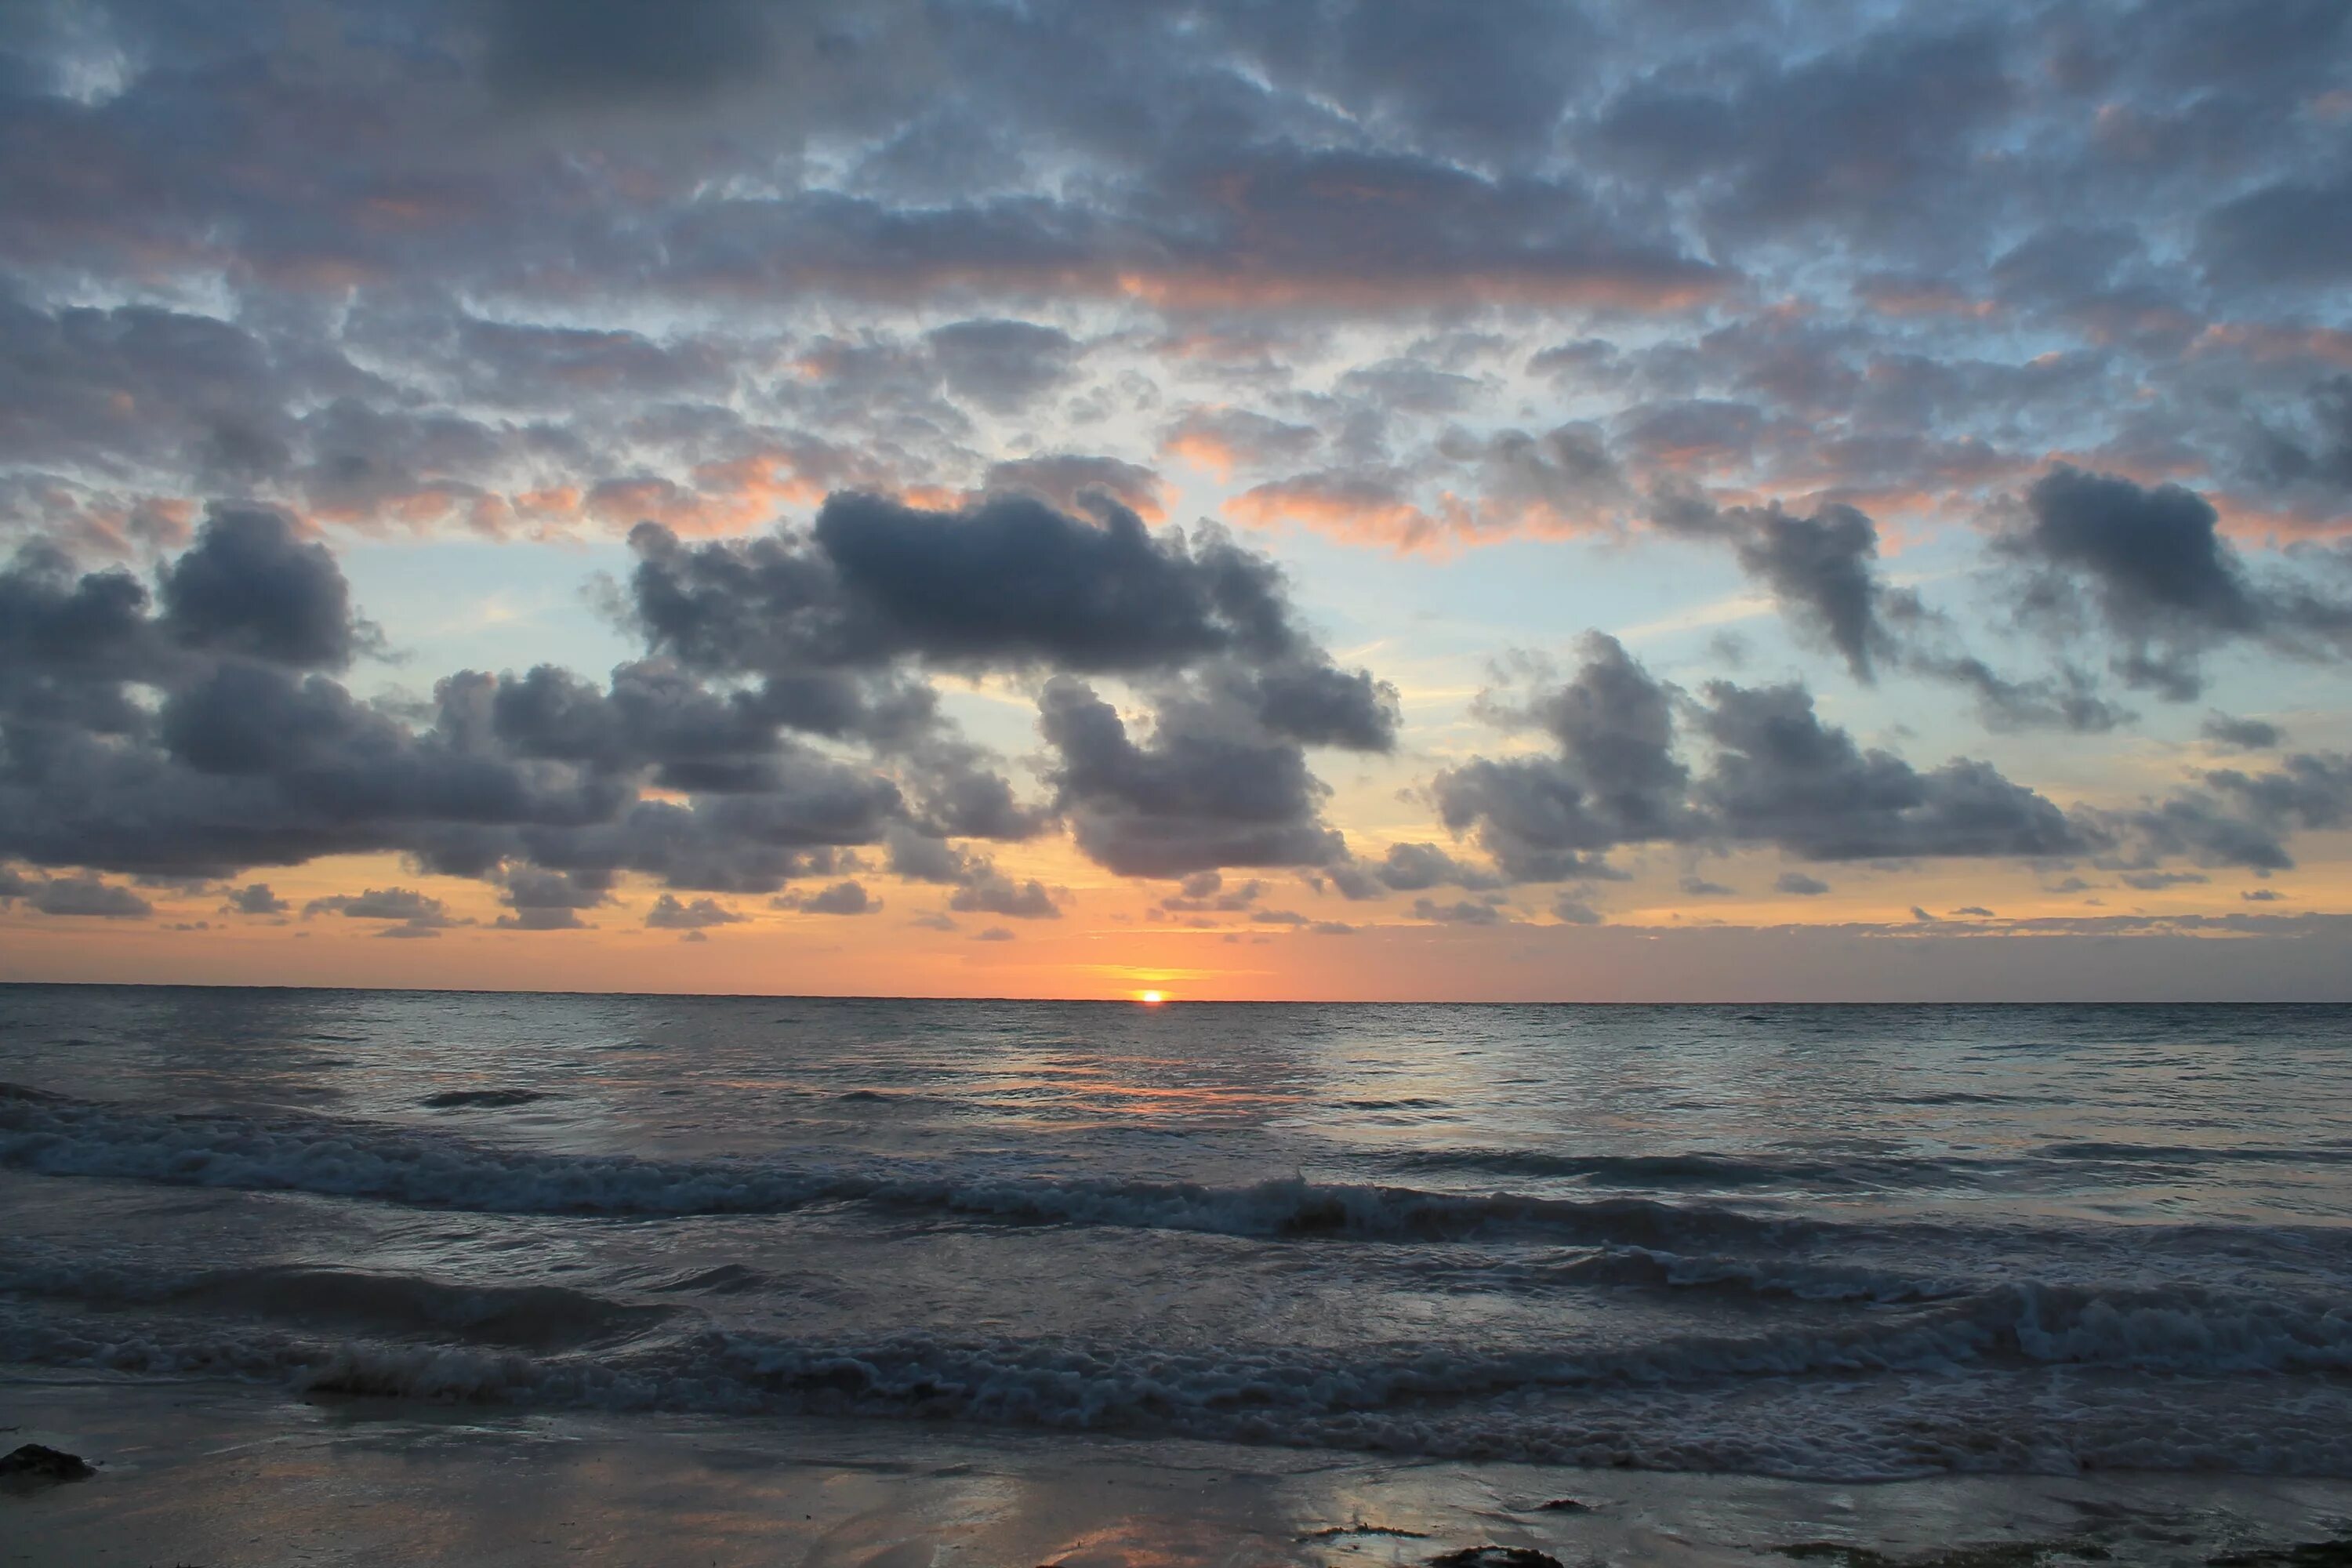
[
  {"xmin": 305, "ymin": 887, "xmax": 458, "ymax": 925},
  {"xmin": 1358, "ymin": 841, "xmax": 1504, "ymax": 894},
  {"xmin": 1693, "ymin": 680, "xmax": 2084, "ymax": 862},
  {"xmin": 1, "ymin": 487, "xmax": 1402, "ymax": 900},
  {"xmin": 2202, "ymin": 172, "xmax": 2352, "ymax": 289},
  {"xmin": 927, "ymin": 320, "xmax": 1081, "ymax": 413},
  {"xmin": 631, "ymin": 494, "xmax": 1304, "ymax": 677},
  {"xmin": 1654, "ymin": 495, "xmax": 1889, "ymax": 680},
  {"xmin": 1439, "ymin": 635, "xmax": 2085, "ymax": 881},
  {"xmin": 495, "ymin": 866, "xmax": 608, "ymax": 930},
  {"xmin": 1039, "ymin": 676, "xmax": 1353, "ymax": 878},
  {"xmin": 27, "ymin": 874, "xmax": 151, "ymax": 918},
  {"xmin": 937, "ymin": 873, "xmax": 1053, "ymax": 920},
  {"xmin": 220, "ymin": 882, "xmax": 287, "ymax": 916},
  {"xmin": 981, "ymin": 456, "xmax": 1166, "ymax": 523},
  {"xmin": 971, "ymin": 926, "xmax": 1015, "ymax": 942},
  {"xmin": 1774, "ymin": 871, "xmax": 1831, "ymax": 896},
  {"xmin": 780, "ymin": 880, "xmax": 879, "ymax": 916},
  {"xmin": 1434, "ymin": 633, "xmax": 1693, "ymax": 881},
  {"xmin": 481, "ymin": 0, "xmax": 783, "ymax": 104},
  {"xmin": 2203, "ymin": 713, "xmax": 2285, "ymax": 750},
  {"xmin": 645, "ymin": 893, "xmax": 744, "ymax": 929},
  {"xmin": 1652, "ymin": 493, "xmax": 2130, "ymax": 732},
  {"xmin": 1411, "ymin": 897, "xmax": 1505, "ymax": 925},
  {"xmin": 2003, "ymin": 466, "xmax": 2352, "ymax": 699},
  {"xmin": 2090, "ymin": 750, "xmax": 2352, "ymax": 875},
  {"xmin": 1161, "ymin": 408, "xmax": 1318, "ymax": 481},
  {"xmin": 7, "ymin": 0, "xmax": 2352, "ymax": 970}
]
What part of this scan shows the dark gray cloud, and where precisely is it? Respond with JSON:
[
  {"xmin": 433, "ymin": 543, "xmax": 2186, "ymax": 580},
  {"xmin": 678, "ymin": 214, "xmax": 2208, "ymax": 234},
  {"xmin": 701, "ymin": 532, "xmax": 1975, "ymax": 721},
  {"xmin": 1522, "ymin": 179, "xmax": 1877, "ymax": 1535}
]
[
  {"xmin": 305, "ymin": 887, "xmax": 453, "ymax": 924},
  {"xmin": 2005, "ymin": 466, "xmax": 2352, "ymax": 699},
  {"xmin": 495, "ymin": 866, "xmax": 608, "ymax": 930},
  {"xmin": 4, "ymin": 0, "xmax": 2351, "ymax": 943},
  {"xmin": 644, "ymin": 892, "xmax": 744, "ymax": 929},
  {"xmin": 1693, "ymin": 680, "xmax": 2084, "ymax": 862},
  {"xmin": 2085, "ymin": 750, "xmax": 2352, "ymax": 877},
  {"xmin": 1590, "ymin": 24, "xmax": 2015, "ymax": 241},
  {"xmin": 1657, "ymin": 497, "xmax": 1889, "ymax": 680},
  {"xmin": 779, "ymin": 880, "xmax": 879, "ymax": 916},
  {"xmin": 2203, "ymin": 713, "xmax": 2284, "ymax": 750},
  {"xmin": 1411, "ymin": 896, "xmax": 1505, "ymax": 926},
  {"xmin": 1359, "ymin": 841, "xmax": 1503, "ymax": 894},
  {"xmin": 926, "ymin": 319, "xmax": 1081, "ymax": 413},
  {"xmin": 1038, "ymin": 676, "xmax": 1348, "ymax": 878},
  {"xmin": 1436, "ymin": 633, "xmax": 1693, "ymax": 881},
  {"xmin": 1774, "ymin": 871, "xmax": 1830, "ymax": 896},
  {"xmin": 481, "ymin": 0, "xmax": 785, "ymax": 104},
  {"xmin": 158, "ymin": 503, "xmax": 359, "ymax": 668},
  {"xmin": 2202, "ymin": 172, "xmax": 2352, "ymax": 290},
  {"xmin": 1916, "ymin": 655, "xmax": 2133, "ymax": 738},
  {"xmin": 221, "ymin": 882, "xmax": 288, "ymax": 915},
  {"xmin": 946, "ymin": 873, "xmax": 1058, "ymax": 919},
  {"xmin": 1439, "ymin": 635, "xmax": 2088, "ymax": 881},
  {"xmin": 982, "ymin": 456, "xmax": 1165, "ymax": 521},
  {"xmin": 2249, "ymin": 376, "xmax": 2352, "ymax": 502},
  {"xmin": 2, "ymin": 504, "xmax": 1038, "ymax": 902},
  {"xmin": 1160, "ymin": 871, "xmax": 1261, "ymax": 913},
  {"xmin": 626, "ymin": 488, "xmax": 1390, "ymax": 878},
  {"xmin": 1552, "ymin": 894, "xmax": 1602, "ymax": 925},
  {"xmin": 632, "ymin": 495, "xmax": 1299, "ymax": 678},
  {"xmin": 27, "ymin": 874, "xmax": 151, "ymax": 918}
]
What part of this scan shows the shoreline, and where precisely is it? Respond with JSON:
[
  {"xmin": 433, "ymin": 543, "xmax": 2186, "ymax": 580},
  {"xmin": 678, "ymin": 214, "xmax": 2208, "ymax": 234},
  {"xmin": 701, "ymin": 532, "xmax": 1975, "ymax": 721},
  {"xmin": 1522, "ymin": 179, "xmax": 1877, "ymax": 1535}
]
[{"xmin": 9, "ymin": 1369, "xmax": 2352, "ymax": 1566}]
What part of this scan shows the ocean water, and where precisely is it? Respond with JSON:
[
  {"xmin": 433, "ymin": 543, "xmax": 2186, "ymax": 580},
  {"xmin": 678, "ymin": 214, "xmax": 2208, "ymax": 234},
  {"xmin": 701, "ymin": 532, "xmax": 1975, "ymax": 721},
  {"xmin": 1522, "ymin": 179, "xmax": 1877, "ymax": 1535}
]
[{"xmin": 5, "ymin": 985, "xmax": 2352, "ymax": 1484}]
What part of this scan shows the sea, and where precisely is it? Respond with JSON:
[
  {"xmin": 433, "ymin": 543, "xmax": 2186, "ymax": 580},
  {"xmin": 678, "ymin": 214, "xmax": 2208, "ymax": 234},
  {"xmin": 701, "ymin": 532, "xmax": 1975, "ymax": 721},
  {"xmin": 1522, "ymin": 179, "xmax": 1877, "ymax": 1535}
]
[{"xmin": 5, "ymin": 985, "xmax": 2352, "ymax": 1492}]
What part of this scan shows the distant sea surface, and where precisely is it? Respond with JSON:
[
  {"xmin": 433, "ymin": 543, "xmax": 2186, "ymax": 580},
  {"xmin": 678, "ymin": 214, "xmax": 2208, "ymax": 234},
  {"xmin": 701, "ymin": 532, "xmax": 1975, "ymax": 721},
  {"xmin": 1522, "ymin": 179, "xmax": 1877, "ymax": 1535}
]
[{"xmin": 5, "ymin": 985, "xmax": 2352, "ymax": 1481}]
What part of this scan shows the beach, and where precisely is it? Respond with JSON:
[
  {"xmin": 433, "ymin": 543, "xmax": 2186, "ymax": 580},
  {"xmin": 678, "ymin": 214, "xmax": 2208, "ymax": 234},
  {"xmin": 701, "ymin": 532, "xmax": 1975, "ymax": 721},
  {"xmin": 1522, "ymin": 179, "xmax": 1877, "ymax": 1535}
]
[{"xmin": 14, "ymin": 1373, "xmax": 2352, "ymax": 1566}]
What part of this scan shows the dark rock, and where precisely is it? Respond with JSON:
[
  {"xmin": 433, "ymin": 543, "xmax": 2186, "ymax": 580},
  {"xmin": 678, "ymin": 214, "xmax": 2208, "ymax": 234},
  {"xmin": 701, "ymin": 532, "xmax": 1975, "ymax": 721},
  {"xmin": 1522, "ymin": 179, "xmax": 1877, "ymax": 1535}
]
[
  {"xmin": 419, "ymin": 1088, "xmax": 548, "ymax": 1109},
  {"xmin": 1, "ymin": 1443, "xmax": 95, "ymax": 1483},
  {"xmin": 1536, "ymin": 1498, "xmax": 1592, "ymax": 1513},
  {"xmin": 1777, "ymin": 1542, "xmax": 2114, "ymax": 1567},
  {"xmin": 1428, "ymin": 1550, "xmax": 1566, "ymax": 1568},
  {"xmin": 2209, "ymin": 1544, "xmax": 2352, "ymax": 1566},
  {"xmin": 1301, "ymin": 1523, "xmax": 1431, "ymax": 1541}
]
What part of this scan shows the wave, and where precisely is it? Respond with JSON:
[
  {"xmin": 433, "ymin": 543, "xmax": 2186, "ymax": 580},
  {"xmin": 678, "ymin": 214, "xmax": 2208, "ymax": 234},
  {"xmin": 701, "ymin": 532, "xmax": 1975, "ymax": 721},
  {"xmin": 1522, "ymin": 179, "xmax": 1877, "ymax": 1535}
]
[
  {"xmin": 1391, "ymin": 1141, "xmax": 2352, "ymax": 1190},
  {"xmin": 0, "ymin": 1242, "xmax": 669, "ymax": 1351},
  {"xmin": 1384, "ymin": 1147, "xmax": 1955, "ymax": 1190},
  {"xmin": 12, "ymin": 1087, "xmax": 2352, "ymax": 1277},
  {"xmin": 8, "ymin": 1272, "xmax": 2352, "ymax": 1477},
  {"xmin": 0, "ymin": 1085, "xmax": 1818, "ymax": 1246},
  {"xmin": 1543, "ymin": 1244, "xmax": 1970, "ymax": 1304},
  {"xmin": 2038, "ymin": 1141, "xmax": 2352, "ymax": 1167}
]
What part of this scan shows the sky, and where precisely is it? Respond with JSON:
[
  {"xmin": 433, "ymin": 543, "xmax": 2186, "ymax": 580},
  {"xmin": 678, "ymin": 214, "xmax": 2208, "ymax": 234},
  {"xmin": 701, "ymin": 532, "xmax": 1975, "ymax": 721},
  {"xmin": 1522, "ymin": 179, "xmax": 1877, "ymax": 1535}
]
[{"xmin": 3, "ymin": 0, "xmax": 2350, "ymax": 1001}]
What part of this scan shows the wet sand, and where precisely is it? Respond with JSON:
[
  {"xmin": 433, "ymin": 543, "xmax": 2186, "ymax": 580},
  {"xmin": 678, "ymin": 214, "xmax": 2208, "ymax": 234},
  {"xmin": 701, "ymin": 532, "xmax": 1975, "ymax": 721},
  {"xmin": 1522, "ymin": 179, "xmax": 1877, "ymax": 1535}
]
[{"xmin": 9, "ymin": 1368, "xmax": 2352, "ymax": 1566}]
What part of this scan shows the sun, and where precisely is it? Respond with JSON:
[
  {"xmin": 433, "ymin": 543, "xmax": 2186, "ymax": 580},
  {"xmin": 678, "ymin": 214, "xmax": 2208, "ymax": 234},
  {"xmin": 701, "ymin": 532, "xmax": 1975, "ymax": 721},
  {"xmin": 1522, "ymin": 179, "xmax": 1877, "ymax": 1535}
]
[{"xmin": 1138, "ymin": 990, "xmax": 1166, "ymax": 1005}]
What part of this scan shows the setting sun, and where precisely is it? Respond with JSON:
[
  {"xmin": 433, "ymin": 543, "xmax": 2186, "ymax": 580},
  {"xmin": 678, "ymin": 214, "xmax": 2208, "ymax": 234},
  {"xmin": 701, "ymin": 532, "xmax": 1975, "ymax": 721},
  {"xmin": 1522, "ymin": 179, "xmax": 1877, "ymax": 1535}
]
[{"xmin": 1138, "ymin": 991, "xmax": 1166, "ymax": 1005}]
